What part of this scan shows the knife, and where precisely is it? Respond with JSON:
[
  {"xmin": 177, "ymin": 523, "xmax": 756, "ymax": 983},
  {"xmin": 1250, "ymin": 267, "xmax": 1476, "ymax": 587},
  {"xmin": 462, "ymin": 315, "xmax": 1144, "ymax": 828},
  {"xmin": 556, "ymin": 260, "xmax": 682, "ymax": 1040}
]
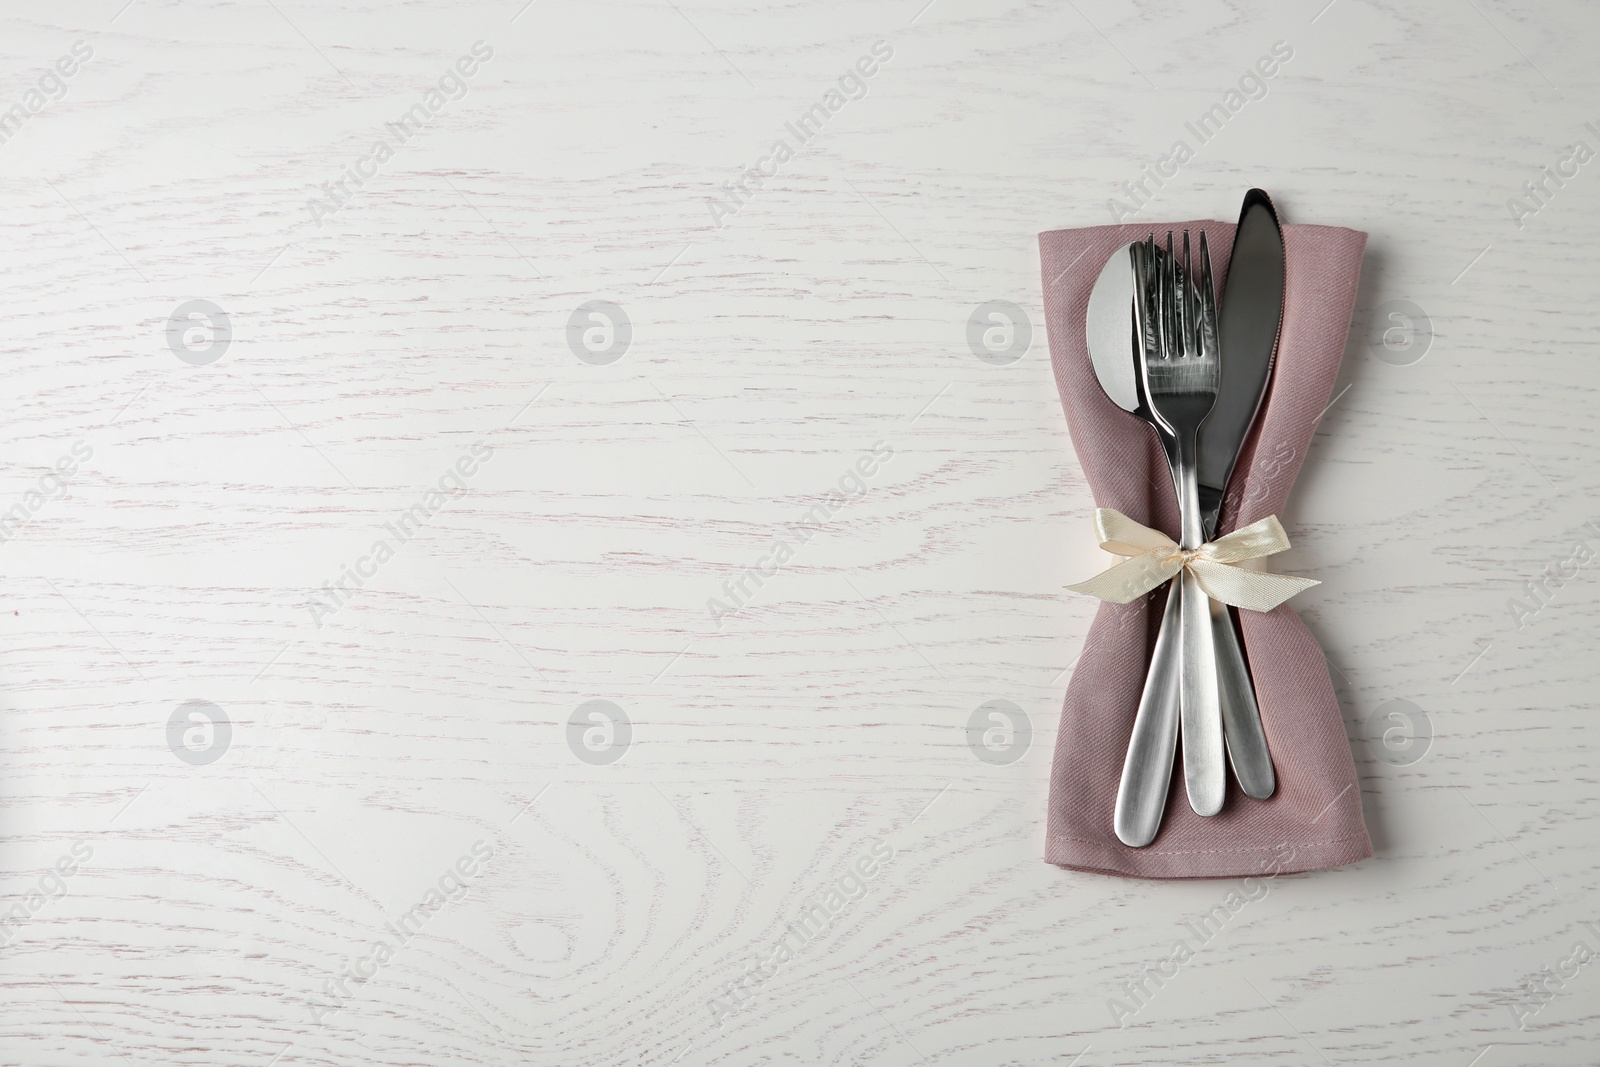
[{"xmin": 1199, "ymin": 188, "xmax": 1285, "ymax": 800}]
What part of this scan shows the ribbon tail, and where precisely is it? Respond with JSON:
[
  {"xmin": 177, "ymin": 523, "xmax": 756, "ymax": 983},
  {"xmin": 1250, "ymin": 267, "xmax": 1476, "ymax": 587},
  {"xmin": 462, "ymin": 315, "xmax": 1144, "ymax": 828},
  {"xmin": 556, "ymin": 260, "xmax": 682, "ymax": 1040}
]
[
  {"xmin": 1068, "ymin": 552, "xmax": 1181, "ymax": 605},
  {"xmin": 1190, "ymin": 559, "xmax": 1320, "ymax": 612}
]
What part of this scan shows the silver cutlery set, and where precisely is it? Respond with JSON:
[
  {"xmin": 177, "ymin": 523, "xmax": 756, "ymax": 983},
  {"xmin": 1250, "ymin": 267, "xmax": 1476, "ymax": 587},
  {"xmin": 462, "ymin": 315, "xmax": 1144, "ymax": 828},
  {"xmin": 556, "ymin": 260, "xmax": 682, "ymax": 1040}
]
[{"xmin": 1085, "ymin": 190, "xmax": 1287, "ymax": 847}]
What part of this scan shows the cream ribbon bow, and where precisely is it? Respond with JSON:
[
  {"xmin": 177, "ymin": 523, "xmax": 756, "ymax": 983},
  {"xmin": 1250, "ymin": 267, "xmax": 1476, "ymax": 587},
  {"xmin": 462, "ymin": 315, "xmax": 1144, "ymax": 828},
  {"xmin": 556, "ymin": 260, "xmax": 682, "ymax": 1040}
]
[{"xmin": 1068, "ymin": 508, "xmax": 1319, "ymax": 612}]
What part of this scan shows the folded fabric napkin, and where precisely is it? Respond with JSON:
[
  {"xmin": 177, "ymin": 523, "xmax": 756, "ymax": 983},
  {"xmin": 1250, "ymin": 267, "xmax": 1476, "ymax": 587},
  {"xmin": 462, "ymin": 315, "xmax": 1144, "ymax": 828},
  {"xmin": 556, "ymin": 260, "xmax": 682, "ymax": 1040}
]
[{"xmin": 1039, "ymin": 219, "xmax": 1371, "ymax": 879}]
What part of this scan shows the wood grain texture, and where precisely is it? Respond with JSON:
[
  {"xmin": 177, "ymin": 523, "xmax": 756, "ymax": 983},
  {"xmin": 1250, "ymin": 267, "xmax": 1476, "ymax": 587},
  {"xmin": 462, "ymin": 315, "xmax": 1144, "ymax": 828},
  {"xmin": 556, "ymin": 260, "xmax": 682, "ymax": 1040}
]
[{"xmin": 0, "ymin": 0, "xmax": 1597, "ymax": 1063}]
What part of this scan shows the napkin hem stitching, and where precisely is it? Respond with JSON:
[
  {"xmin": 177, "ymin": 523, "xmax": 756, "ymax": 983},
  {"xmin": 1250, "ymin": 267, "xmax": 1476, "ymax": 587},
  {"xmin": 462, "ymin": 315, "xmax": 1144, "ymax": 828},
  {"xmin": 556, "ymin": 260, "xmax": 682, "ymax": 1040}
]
[{"xmin": 1048, "ymin": 832, "xmax": 1370, "ymax": 857}]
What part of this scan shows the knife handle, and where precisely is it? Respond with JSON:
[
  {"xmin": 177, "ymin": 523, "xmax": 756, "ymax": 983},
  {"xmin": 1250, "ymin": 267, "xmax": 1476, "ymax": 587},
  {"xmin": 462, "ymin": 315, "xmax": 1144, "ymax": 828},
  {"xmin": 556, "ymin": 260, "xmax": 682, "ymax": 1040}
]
[
  {"xmin": 1211, "ymin": 600, "xmax": 1276, "ymax": 799},
  {"xmin": 1113, "ymin": 580, "xmax": 1182, "ymax": 848}
]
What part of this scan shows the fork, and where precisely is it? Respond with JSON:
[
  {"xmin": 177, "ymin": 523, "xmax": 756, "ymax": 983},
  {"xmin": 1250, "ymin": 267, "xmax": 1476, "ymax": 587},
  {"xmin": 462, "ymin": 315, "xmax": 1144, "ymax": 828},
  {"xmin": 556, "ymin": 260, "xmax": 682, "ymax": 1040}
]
[{"xmin": 1132, "ymin": 232, "xmax": 1225, "ymax": 817}]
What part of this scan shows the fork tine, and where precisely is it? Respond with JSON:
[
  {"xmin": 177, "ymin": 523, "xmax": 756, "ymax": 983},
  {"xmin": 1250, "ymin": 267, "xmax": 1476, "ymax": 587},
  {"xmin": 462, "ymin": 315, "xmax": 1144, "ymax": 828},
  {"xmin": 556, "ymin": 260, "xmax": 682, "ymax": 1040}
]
[
  {"xmin": 1146, "ymin": 235, "xmax": 1156, "ymax": 359},
  {"xmin": 1181, "ymin": 230, "xmax": 1194, "ymax": 359},
  {"xmin": 1195, "ymin": 230, "xmax": 1217, "ymax": 358},
  {"xmin": 1144, "ymin": 234, "xmax": 1160, "ymax": 360},
  {"xmin": 1163, "ymin": 231, "xmax": 1176, "ymax": 360}
]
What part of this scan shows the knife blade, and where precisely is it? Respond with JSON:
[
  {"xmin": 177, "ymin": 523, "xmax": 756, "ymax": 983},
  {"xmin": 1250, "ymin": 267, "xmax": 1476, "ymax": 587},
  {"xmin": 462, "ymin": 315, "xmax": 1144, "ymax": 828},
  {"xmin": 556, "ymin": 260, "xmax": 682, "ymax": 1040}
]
[
  {"xmin": 1199, "ymin": 188, "xmax": 1285, "ymax": 800},
  {"xmin": 1200, "ymin": 189, "xmax": 1285, "ymax": 529}
]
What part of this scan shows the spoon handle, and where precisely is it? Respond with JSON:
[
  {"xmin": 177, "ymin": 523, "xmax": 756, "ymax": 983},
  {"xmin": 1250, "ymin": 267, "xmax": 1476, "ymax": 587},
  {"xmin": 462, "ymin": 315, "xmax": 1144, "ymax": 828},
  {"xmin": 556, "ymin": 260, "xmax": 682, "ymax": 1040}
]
[{"xmin": 1113, "ymin": 580, "xmax": 1183, "ymax": 847}]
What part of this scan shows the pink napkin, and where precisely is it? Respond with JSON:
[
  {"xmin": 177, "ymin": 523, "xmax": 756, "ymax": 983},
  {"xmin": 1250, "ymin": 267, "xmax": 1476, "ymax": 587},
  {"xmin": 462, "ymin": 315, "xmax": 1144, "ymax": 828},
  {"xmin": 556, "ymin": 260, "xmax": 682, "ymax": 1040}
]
[{"xmin": 1039, "ymin": 219, "xmax": 1372, "ymax": 879}]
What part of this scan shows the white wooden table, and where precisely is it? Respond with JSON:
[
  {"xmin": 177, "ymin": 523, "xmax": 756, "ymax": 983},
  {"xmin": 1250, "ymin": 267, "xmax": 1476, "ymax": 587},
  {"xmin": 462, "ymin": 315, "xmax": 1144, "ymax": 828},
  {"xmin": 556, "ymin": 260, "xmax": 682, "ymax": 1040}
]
[{"xmin": 2, "ymin": 0, "xmax": 1597, "ymax": 1063}]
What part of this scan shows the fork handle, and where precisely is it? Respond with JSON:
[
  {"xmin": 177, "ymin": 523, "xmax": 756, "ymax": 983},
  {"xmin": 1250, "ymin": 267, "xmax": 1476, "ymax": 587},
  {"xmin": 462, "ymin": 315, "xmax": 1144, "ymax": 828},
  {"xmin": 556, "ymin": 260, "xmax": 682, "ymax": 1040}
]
[
  {"xmin": 1122, "ymin": 566, "xmax": 1275, "ymax": 829},
  {"xmin": 1175, "ymin": 432, "xmax": 1225, "ymax": 816},
  {"xmin": 1179, "ymin": 566, "xmax": 1225, "ymax": 815}
]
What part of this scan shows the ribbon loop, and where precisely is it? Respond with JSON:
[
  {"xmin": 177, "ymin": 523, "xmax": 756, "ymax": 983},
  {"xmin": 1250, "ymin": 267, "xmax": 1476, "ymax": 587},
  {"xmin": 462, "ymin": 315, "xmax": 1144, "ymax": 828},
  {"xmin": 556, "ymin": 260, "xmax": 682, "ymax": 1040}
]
[{"xmin": 1068, "ymin": 508, "xmax": 1318, "ymax": 612}]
